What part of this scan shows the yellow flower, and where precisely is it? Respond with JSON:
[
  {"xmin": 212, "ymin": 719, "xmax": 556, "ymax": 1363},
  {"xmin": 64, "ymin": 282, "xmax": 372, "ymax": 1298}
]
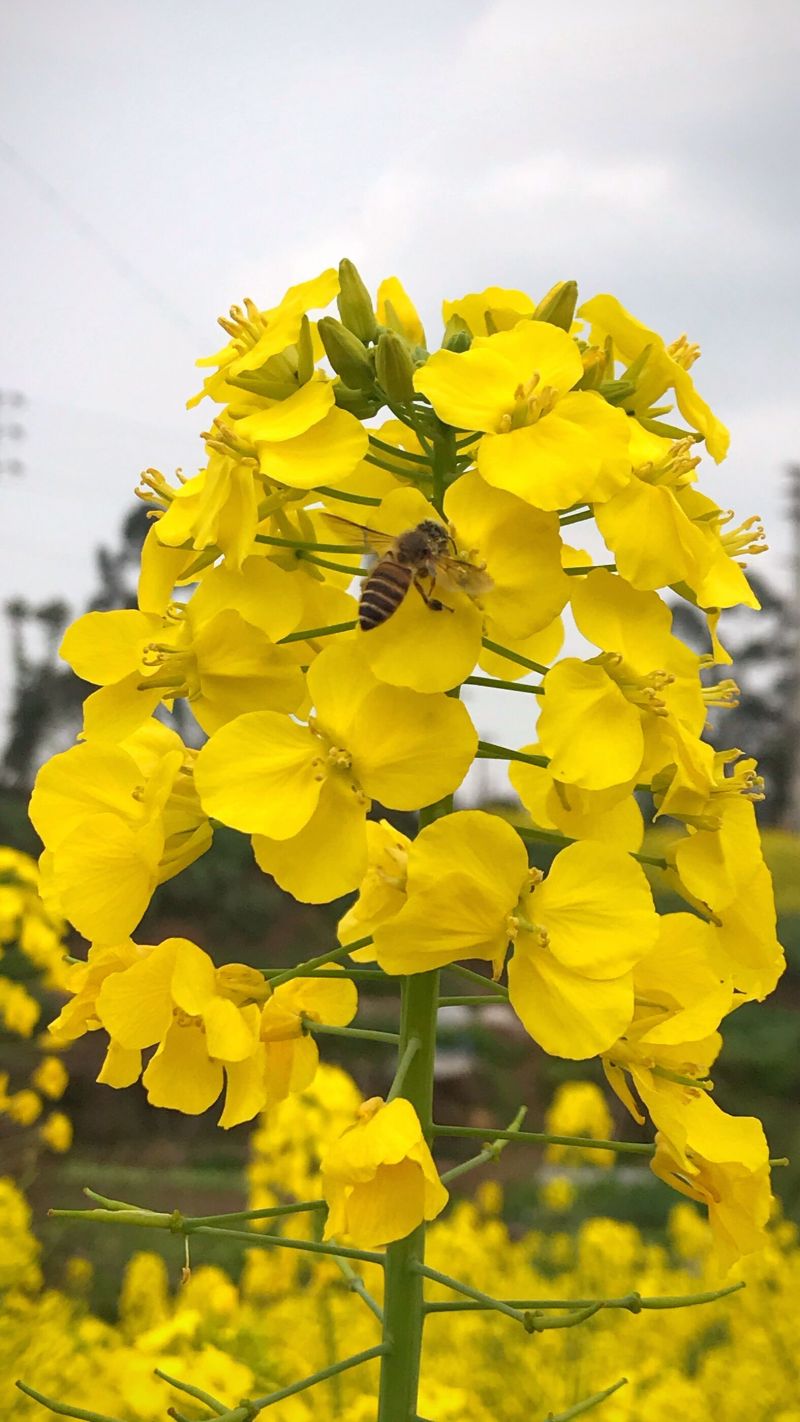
[
  {"xmin": 337, "ymin": 819, "xmax": 411, "ymax": 954},
  {"xmin": 536, "ymin": 570, "xmax": 706, "ymax": 791},
  {"xmin": 195, "ymin": 641, "xmax": 477, "ymax": 903},
  {"xmin": 95, "ymin": 937, "xmax": 268, "ymax": 1124},
  {"xmin": 441, "ymin": 286, "xmax": 535, "ymax": 337},
  {"xmin": 414, "ymin": 320, "xmax": 631, "ymax": 510},
  {"xmin": 545, "ymin": 1082, "xmax": 615, "ymax": 1168},
  {"xmin": 321, "ymin": 1096, "xmax": 448, "ymax": 1247},
  {"xmin": 61, "ymin": 555, "xmax": 306, "ymax": 742},
  {"xmin": 234, "ymin": 377, "xmax": 368, "ymax": 490},
  {"xmin": 6, "ymin": 1088, "xmax": 42, "ymax": 1125},
  {"xmin": 39, "ymin": 1111, "xmax": 72, "ymax": 1153},
  {"xmin": 143, "ymin": 453, "xmax": 263, "ymax": 571},
  {"xmin": 509, "ymin": 750, "xmax": 643, "ymax": 851},
  {"xmin": 259, "ymin": 971, "xmax": 358, "ymax": 1105},
  {"xmin": 377, "ymin": 276, "xmax": 426, "ymax": 346},
  {"xmin": 189, "ymin": 267, "xmax": 339, "ymax": 409},
  {"xmin": 30, "ymin": 1055, "xmax": 69, "ymax": 1101},
  {"xmin": 539, "ymin": 1175, "xmax": 577, "ymax": 1212},
  {"xmin": 650, "ymin": 1094, "xmax": 772, "ymax": 1272},
  {"xmin": 373, "ymin": 810, "xmax": 658, "ymax": 1058},
  {"xmin": 347, "ymin": 479, "xmax": 568, "ymax": 692},
  {"xmin": 0, "ymin": 978, "xmax": 40, "ymax": 1036},
  {"xmin": 578, "ymin": 292, "xmax": 730, "ymax": 462},
  {"xmin": 30, "ymin": 723, "xmax": 211, "ymax": 944}
]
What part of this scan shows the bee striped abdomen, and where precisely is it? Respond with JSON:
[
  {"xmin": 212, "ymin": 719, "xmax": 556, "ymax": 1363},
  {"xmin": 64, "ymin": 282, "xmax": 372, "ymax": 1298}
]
[{"xmin": 359, "ymin": 558, "xmax": 413, "ymax": 630}]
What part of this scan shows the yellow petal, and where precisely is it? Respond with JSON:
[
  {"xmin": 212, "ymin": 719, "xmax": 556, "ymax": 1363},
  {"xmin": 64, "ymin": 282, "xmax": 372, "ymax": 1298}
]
[
  {"xmin": 537, "ymin": 660, "xmax": 644, "ymax": 790},
  {"xmin": 203, "ymin": 996, "xmax": 259, "ymax": 1063},
  {"xmin": 194, "ymin": 712, "xmax": 321, "ymax": 839},
  {"xmin": 253, "ymin": 774, "xmax": 368, "ymax": 903},
  {"xmin": 478, "ymin": 394, "xmax": 630, "ymax": 511},
  {"xmin": 60, "ymin": 610, "xmax": 156, "ymax": 686},
  {"xmin": 81, "ymin": 675, "xmax": 163, "ymax": 744},
  {"xmin": 97, "ymin": 941, "xmax": 177, "ymax": 1049},
  {"xmin": 236, "ymin": 379, "xmax": 334, "ymax": 443},
  {"xmin": 442, "ymin": 287, "xmax": 534, "ymax": 336},
  {"xmin": 595, "ymin": 479, "xmax": 713, "ymax": 591},
  {"xmin": 142, "ymin": 1021, "xmax": 223, "ymax": 1114},
  {"xmin": 377, "ymin": 277, "xmax": 425, "ymax": 345},
  {"xmin": 340, "ymin": 1160, "xmax": 428, "ymax": 1247},
  {"xmin": 533, "ymin": 842, "xmax": 658, "ymax": 977},
  {"xmin": 350, "ymin": 685, "xmax": 477, "ymax": 809},
  {"xmin": 414, "ymin": 345, "xmax": 519, "ymax": 432},
  {"xmin": 509, "ymin": 950, "xmax": 634, "ymax": 1058},
  {"xmin": 255, "ymin": 406, "xmax": 368, "ymax": 489},
  {"xmin": 169, "ymin": 938, "xmax": 217, "ymax": 1016},
  {"xmin": 54, "ymin": 816, "xmax": 161, "ymax": 943},
  {"xmin": 219, "ymin": 1047, "xmax": 267, "ymax": 1128},
  {"xmin": 97, "ymin": 1041, "xmax": 142, "ymax": 1088},
  {"xmin": 188, "ymin": 556, "xmax": 303, "ymax": 643}
]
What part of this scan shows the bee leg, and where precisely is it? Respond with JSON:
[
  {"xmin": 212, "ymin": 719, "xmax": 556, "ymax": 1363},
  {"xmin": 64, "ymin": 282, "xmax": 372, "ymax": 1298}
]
[{"xmin": 413, "ymin": 577, "xmax": 454, "ymax": 614}]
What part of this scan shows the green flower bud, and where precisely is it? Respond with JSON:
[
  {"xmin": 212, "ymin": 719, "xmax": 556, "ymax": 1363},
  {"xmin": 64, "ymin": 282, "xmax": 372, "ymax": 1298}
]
[
  {"xmin": 295, "ymin": 315, "xmax": 316, "ymax": 385},
  {"xmin": 318, "ymin": 317, "xmax": 376, "ymax": 393},
  {"xmin": 533, "ymin": 280, "xmax": 578, "ymax": 331},
  {"xmin": 337, "ymin": 258, "xmax": 378, "ymax": 343},
  {"xmin": 333, "ymin": 382, "xmax": 383, "ymax": 420},
  {"xmin": 442, "ymin": 315, "xmax": 472, "ymax": 353},
  {"xmin": 375, "ymin": 330, "xmax": 416, "ymax": 403}
]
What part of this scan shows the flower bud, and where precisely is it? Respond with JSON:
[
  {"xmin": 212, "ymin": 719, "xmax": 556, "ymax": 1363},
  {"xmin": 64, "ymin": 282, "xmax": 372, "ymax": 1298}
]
[
  {"xmin": 337, "ymin": 258, "xmax": 378, "ymax": 343},
  {"xmin": 333, "ymin": 381, "xmax": 383, "ymax": 420},
  {"xmin": 375, "ymin": 330, "xmax": 416, "ymax": 403},
  {"xmin": 318, "ymin": 317, "xmax": 376, "ymax": 392},
  {"xmin": 442, "ymin": 315, "xmax": 472, "ymax": 353},
  {"xmin": 295, "ymin": 314, "xmax": 316, "ymax": 385},
  {"xmin": 533, "ymin": 279, "xmax": 578, "ymax": 331}
]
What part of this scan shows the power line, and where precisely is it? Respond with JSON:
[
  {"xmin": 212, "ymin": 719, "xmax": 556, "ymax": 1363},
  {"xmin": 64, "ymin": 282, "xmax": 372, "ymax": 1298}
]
[{"xmin": 0, "ymin": 134, "xmax": 204, "ymax": 343}]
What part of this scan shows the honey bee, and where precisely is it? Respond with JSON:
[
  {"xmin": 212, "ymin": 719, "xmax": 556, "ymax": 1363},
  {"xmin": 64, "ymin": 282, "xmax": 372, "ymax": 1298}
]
[{"xmin": 325, "ymin": 516, "xmax": 491, "ymax": 631}]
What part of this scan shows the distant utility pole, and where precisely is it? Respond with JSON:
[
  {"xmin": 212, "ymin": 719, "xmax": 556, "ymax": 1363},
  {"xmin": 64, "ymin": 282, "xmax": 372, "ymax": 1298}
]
[
  {"xmin": 786, "ymin": 465, "xmax": 800, "ymax": 832},
  {"xmin": 0, "ymin": 389, "xmax": 26, "ymax": 477}
]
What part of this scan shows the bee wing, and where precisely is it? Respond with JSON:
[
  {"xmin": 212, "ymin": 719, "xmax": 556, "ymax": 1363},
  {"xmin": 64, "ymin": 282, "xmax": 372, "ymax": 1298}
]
[{"xmin": 320, "ymin": 514, "xmax": 396, "ymax": 556}]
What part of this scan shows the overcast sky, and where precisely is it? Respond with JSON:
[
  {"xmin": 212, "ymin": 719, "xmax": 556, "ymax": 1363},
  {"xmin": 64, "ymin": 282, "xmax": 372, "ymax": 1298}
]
[{"xmin": 1, "ymin": 0, "xmax": 799, "ymax": 761}]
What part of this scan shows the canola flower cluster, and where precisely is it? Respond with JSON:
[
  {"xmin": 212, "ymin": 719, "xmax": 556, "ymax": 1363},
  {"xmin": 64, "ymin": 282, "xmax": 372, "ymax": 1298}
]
[
  {"xmin": 4, "ymin": 1070, "xmax": 800, "ymax": 1422},
  {"xmin": 0, "ymin": 848, "xmax": 72, "ymax": 1154},
  {"xmin": 23, "ymin": 261, "xmax": 785, "ymax": 1420}
]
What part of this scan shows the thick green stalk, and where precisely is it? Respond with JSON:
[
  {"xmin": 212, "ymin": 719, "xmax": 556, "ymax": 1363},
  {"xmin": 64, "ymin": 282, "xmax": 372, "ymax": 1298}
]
[{"xmin": 377, "ymin": 800, "xmax": 447, "ymax": 1422}]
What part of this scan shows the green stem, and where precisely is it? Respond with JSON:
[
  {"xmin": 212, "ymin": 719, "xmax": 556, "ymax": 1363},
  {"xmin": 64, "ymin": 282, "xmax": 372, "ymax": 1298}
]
[
  {"xmin": 481, "ymin": 638, "xmax": 549, "ymax": 674},
  {"xmin": 14, "ymin": 1382, "xmax": 126, "ymax": 1422},
  {"xmin": 364, "ymin": 452, "xmax": 433, "ymax": 479},
  {"xmin": 153, "ymin": 1370, "xmax": 227, "ymax": 1415},
  {"xmin": 516, "ymin": 823, "xmax": 669, "ymax": 867},
  {"xmin": 444, "ymin": 963, "xmax": 508, "ymax": 997},
  {"xmin": 185, "ymin": 1200, "xmax": 326, "ymax": 1228},
  {"xmin": 424, "ymin": 1280, "xmax": 745, "ymax": 1312},
  {"xmin": 254, "ymin": 534, "xmax": 364, "ymax": 553},
  {"xmin": 432, "ymin": 1124, "xmax": 654, "ymax": 1157},
  {"xmin": 298, "ymin": 550, "xmax": 368, "ymax": 577},
  {"xmin": 263, "ymin": 966, "xmax": 387, "ymax": 982},
  {"xmin": 564, "ymin": 563, "xmax": 616, "ymax": 576},
  {"xmin": 377, "ymin": 798, "xmax": 447, "ymax": 1422},
  {"xmin": 477, "ymin": 741, "xmax": 550, "ymax": 768},
  {"xmin": 247, "ymin": 1345, "xmax": 387, "ymax": 1415},
  {"xmin": 558, "ymin": 507, "xmax": 593, "ymax": 525},
  {"xmin": 368, "ymin": 434, "xmax": 432, "ymax": 465},
  {"xmin": 189, "ymin": 1225, "xmax": 383, "ymax": 1264},
  {"xmin": 438, "ymin": 994, "xmax": 509, "ymax": 1007},
  {"xmin": 315, "ymin": 485, "xmax": 381, "ymax": 506},
  {"xmin": 332, "ymin": 1253, "xmax": 384, "ymax": 1322},
  {"xmin": 544, "ymin": 1378, "xmax": 628, "ymax": 1422},
  {"xmin": 304, "ymin": 1021, "xmax": 401, "ymax": 1046},
  {"xmin": 385, "ymin": 1036, "xmax": 422, "ymax": 1102},
  {"xmin": 440, "ymin": 1107, "xmax": 527, "ymax": 1184},
  {"xmin": 415, "ymin": 1262, "xmax": 529, "ymax": 1325},
  {"xmin": 464, "ymin": 675, "xmax": 544, "ymax": 695},
  {"xmin": 277, "ymin": 620, "xmax": 357, "ymax": 645},
  {"xmin": 267, "ymin": 938, "xmax": 372, "ymax": 988}
]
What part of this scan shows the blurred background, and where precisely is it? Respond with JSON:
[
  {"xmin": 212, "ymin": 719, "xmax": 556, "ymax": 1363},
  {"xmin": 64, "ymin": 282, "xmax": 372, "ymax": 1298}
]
[{"xmin": 2, "ymin": 0, "xmax": 800, "ymax": 1312}]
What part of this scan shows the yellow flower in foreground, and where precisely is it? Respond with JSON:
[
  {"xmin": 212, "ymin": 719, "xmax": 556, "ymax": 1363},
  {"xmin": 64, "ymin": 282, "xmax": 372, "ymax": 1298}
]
[
  {"xmin": 259, "ymin": 971, "xmax": 358, "ymax": 1105},
  {"xmin": 321, "ymin": 1096, "xmax": 448, "ymax": 1247},
  {"xmin": 234, "ymin": 377, "xmax": 368, "ymax": 490},
  {"xmin": 414, "ymin": 320, "xmax": 631, "ymax": 510},
  {"xmin": 651, "ymin": 1094, "xmax": 772, "ymax": 1272},
  {"xmin": 96, "ymin": 938, "xmax": 267, "ymax": 1125},
  {"xmin": 579, "ymin": 292, "xmax": 730, "ymax": 461},
  {"xmin": 195, "ymin": 641, "xmax": 477, "ymax": 903},
  {"xmin": 372, "ymin": 810, "xmax": 658, "ymax": 1058},
  {"xmin": 29, "ymin": 723, "xmax": 211, "ymax": 943},
  {"xmin": 337, "ymin": 819, "xmax": 411, "ymax": 955}
]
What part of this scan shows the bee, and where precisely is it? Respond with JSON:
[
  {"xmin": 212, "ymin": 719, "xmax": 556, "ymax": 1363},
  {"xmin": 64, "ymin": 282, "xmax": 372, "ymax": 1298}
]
[{"xmin": 325, "ymin": 516, "xmax": 491, "ymax": 631}]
